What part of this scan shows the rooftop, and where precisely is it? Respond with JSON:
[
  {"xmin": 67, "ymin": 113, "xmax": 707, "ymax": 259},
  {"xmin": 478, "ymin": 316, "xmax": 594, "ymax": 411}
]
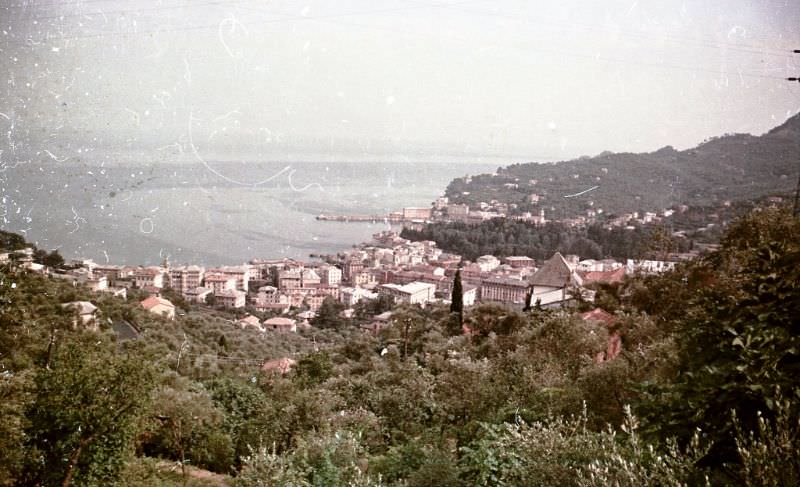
[
  {"xmin": 140, "ymin": 296, "xmax": 175, "ymax": 310},
  {"xmin": 61, "ymin": 301, "xmax": 97, "ymax": 315},
  {"xmin": 530, "ymin": 252, "xmax": 581, "ymax": 288}
]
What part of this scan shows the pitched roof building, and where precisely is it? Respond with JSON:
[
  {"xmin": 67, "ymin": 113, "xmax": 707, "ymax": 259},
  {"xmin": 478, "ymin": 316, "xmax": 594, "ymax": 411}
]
[
  {"xmin": 140, "ymin": 296, "xmax": 176, "ymax": 320},
  {"xmin": 528, "ymin": 252, "xmax": 584, "ymax": 308},
  {"xmin": 61, "ymin": 301, "xmax": 98, "ymax": 330},
  {"xmin": 580, "ymin": 267, "xmax": 626, "ymax": 285},
  {"xmin": 238, "ymin": 315, "xmax": 264, "ymax": 332},
  {"xmin": 264, "ymin": 317, "xmax": 297, "ymax": 333}
]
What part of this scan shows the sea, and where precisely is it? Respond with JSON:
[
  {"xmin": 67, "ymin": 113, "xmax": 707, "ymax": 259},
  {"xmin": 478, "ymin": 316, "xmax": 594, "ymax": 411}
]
[{"xmin": 1, "ymin": 160, "xmax": 498, "ymax": 266}]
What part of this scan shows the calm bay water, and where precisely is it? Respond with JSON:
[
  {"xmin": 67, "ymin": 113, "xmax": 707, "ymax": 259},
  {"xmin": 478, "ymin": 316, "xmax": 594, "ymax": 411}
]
[{"xmin": 2, "ymin": 160, "xmax": 497, "ymax": 265}]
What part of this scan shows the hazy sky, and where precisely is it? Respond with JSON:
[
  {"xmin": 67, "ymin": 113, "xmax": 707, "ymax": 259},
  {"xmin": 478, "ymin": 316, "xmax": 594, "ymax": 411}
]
[{"xmin": 3, "ymin": 0, "xmax": 800, "ymax": 165}]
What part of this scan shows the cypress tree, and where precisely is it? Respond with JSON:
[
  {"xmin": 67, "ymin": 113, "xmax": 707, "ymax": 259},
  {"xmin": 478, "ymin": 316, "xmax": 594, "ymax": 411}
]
[{"xmin": 450, "ymin": 270, "xmax": 463, "ymax": 318}]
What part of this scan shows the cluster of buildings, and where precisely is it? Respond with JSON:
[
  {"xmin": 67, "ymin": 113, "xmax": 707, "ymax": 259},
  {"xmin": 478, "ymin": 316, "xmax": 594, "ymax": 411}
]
[
  {"xmin": 19, "ymin": 225, "xmax": 686, "ymax": 321},
  {"xmin": 311, "ymin": 231, "xmax": 677, "ymax": 311},
  {"xmin": 12, "ymin": 220, "xmax": 688, "ymax": 340},
  {"xmin": 429, "ymin": 196, "xmax": 548, "ymax": 225}
]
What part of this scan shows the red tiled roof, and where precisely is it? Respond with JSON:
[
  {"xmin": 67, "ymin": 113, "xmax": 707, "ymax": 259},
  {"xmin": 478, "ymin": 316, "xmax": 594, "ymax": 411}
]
[
  {"xmin": 140, "ymin": 295, "xmax": 174, "ymax": 310},
  {"xmin": 580, "ymin": 267, "xmax": 626, "ymax": 285}
]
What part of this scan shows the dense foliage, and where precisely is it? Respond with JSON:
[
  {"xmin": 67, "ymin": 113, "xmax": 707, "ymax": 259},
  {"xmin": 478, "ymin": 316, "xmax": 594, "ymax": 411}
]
[
  {"xmin": 401, "ymin": 218, "xmax": 689, "ymax": 261},
  {"xmin": 638, "ymin": 208, "xmax": 800, "ymax": 482},
  {"xmin": 1, "ymin": 206, "xmax": 798, "ymax": 485},
  {"xmin": 1, "ymin": 229, "xmax": 64, "ymax": 269}
]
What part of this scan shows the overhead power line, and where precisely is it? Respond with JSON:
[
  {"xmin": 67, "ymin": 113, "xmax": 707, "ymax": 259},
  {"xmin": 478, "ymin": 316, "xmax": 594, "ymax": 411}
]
[
  {"xmin": 790, "ymin": 49, "xmax": 800, "ymax": 217},
  {"xmin": 418, "ymin": 1, "xmax": 797, "ymax": 57},
  {"xmin": 3, "ymin": 0, "xmax": 242, "ymax": 23},
  {"xmin": 7, "ymin": 0, "xmax": 795, "ymax": 82}
]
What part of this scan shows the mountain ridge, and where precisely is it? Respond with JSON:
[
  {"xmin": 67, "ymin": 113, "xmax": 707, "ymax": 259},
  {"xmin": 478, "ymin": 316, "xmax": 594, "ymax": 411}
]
[{"xmin": 444, "ymin": 113, "xmax": 800, "ymax": 219}]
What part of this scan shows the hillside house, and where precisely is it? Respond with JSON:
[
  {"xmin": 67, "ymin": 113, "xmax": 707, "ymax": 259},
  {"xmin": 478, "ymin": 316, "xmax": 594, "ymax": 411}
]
[
  {"xmin": 61, "ymin": 301, "xmax": 98, "ymax": 331},
  {"xmin": 140, "ymin": 296, "xmax": 176, "ymax": 320},
  {"xmin": 238, "ymin": 315, "xmax": 264, "ymax": 332},
  {"xmin": 264, "ymin": 317, "xmax": 297, "ymax": 333}
]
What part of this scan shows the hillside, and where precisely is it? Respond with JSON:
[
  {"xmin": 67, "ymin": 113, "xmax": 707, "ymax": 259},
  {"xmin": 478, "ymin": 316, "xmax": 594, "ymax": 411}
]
[
  {"xmin": 444, "ymin": 114, "xmax": 800, "ymax": 219},
  {"xmin": 2, "ymin": 209, "xmax": 800, "ymax": 485}
]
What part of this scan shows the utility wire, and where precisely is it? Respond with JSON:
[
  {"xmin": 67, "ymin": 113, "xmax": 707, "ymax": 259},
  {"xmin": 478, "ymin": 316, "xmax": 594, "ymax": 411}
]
[
  {"xmin": 15, "ymin": 0, "xmax": 785, "ymax": 80},
  {"xmin": 3, "ymin": 0, "xmax": 243, "ymax": 23},
  {"xmin": 789, "ymin": 50, "xmax": 800, "ymax": 217},
  {"xmin": 417, "ymin": 1, "xmax": 797, "ymax": 57}
]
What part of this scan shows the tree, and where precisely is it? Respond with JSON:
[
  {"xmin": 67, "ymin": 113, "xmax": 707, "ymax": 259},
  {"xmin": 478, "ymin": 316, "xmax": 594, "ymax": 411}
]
[
  {"xmin": 449, "ymin": 270, "xmax": 465, "ymax": 335},
  {"xmin": 381, "ymin": 306, "xmax": 431, "ymax": 361},
  {"xmin": 23, "ymin": 334, "xmax": 159, "ymax": 486},
  {"xmin": 641, "ymin": 208, "xmax": 800, "ymax": 474},
  {"xmin": 207, "ymin": 377, "xmax": 267, "ymax": 464},
  {"xmin": 450, "ymin": 270, "xmax": 464, "ymax": 324},
  {"xmin": 33, "ymin": 249, "xmax": 64, "ymax": 269},
  {"xmin": 464, "ymin": 303, "xmax": 526, "ymax": 339},
  {"xmin": 460, "ymin": 408, "xmax": 708, "ymax": 487},
  {"xmin": 311, "ymin": 296, "xmax": 346, "ymax": 329},
  {"xmin": 354, "ymin": 294, "xmax": 394, "ymax": 322},
  {"xmin": 159, "ymin": 286, "xmax": 190, "ymax": 312},
  {"xmin": 293, "ymin": 352, "xmax": 335, "ymax": 388},
  {"xmin": 146, "ymin": 377, "xmax": 233, "ymax": 478},
  {"xmin": 523, "ymin": 286, "xmax": 533, "ymax": 312}
]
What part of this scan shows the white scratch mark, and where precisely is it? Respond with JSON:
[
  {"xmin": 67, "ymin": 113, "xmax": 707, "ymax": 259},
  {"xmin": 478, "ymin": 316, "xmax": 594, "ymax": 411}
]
[
  {"xmin": 212, "ymin": 110, "xmax": 241, "ymax": 122},
  {"xmin": 139, "ymin": 217, "xmax": 154, "ymax": 234},
  {"xmin": 156, "ymin": 142, "xmax": 184, "ymax": 154},
  {"xmin": 183, "ymin": 58, "xmax": 192, "ymax": 86},
  {"xmin": 287, "ymin": 169, "xmax": 324, "ymax": 192},
  {"xmin": 564, "ymin": 186, "xmax": 599, "ymax": 198},
  {"xmin": 67, "ymin": 207, "xmax": 86, "ymax": 234},
  {"xmin": 187, "ymin": 111, "xmax": 293, "ymax": 187},
  {"xmin": 43, "ymin": 150, "xmax": 68, "ymax": 163},
  {"xmin": 218, "ymin": 14, "xmax": 249, "ymax": 59}
]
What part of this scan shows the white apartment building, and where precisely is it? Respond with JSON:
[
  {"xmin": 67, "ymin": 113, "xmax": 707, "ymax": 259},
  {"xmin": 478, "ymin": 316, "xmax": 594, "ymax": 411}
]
[
  {"xmin": 208, "ymin": 265, "xmax": 252, "ymax": 292},
  {"xmin": 318, "ymin": 265, "xmax": 343, "ymax": 286},
  {"xmin": 204, "ymin": 273, "xmax": 237, "ymax": 294},
  {"xmin": 340, "ymin": 286, "xmax": 378, "ymax": 307},
  {"xmin": 169, "ymin": 265, "xmax": 205, "ymax": 294},
  {"xmin": 379, "ymin": 281, "xmax": 436, "ymax": 306}
]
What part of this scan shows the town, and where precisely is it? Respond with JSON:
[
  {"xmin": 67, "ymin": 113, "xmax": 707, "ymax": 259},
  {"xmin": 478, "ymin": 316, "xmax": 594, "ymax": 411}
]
[{"xmin": 2, "ymin": 217, "xmax": 686, "ymax": 339}]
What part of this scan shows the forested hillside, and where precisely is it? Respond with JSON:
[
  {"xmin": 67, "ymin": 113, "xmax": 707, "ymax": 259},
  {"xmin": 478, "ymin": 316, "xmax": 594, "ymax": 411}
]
[
  {"xmin": 400, "ymin": 196, "xmax": 778, "ymax": 262},
  {"xmin": 401, "ymin": 218, "xmax": 688, "ymax": 262},
  {"xmin": 445, "ymin": 114, "xmax": 800, "ymax": 219},
  {"xmin": 1, "ymin": 207, "xmax": 799, "ymax": 485}
]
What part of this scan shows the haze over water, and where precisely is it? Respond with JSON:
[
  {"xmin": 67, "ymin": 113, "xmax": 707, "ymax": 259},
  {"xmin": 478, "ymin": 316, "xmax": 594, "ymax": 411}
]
[
  {"xmin": 2, "ymin": 160, "xmax": 497, "ymax": 265},
  {"xmin": 1, "ymin": 1, "xmax": 798, "ymax": 265}
]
